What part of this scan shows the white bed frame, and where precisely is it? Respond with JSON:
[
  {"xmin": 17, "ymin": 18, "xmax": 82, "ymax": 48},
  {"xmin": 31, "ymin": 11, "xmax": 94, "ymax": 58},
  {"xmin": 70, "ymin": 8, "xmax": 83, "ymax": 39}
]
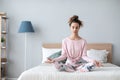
[{"xmin": 18, "ymin": 43, "xmax": 120, "ymax": 80}]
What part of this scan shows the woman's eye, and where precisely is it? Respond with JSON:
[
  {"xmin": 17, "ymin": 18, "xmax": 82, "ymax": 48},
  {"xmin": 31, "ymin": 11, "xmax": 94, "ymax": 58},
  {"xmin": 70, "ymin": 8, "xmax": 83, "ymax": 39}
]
[{"xmin": 72, "ymin": 26, "xmax": 79, "ymax": 30}]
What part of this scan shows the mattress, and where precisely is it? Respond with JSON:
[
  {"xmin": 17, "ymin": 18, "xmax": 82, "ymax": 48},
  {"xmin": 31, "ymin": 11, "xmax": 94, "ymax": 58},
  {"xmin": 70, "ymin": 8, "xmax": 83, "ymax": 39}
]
[{"xmin": 18, "ymin": 63, "xmax": 120, "ymax": 80}]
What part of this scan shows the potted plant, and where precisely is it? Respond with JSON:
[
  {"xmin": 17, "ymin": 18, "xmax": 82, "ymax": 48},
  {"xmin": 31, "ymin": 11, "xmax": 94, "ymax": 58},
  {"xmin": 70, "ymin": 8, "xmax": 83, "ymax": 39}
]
[{"xmin": 1, "ymin": 37, "xmax": 5, "ymax": 46}]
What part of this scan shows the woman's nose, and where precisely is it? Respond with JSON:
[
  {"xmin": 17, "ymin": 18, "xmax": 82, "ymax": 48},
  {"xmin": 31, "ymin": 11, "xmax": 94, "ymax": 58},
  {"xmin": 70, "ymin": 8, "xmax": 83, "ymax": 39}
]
[{"xmin": 74, "ymin": 29, "xmax": 77, "ymax": 31}]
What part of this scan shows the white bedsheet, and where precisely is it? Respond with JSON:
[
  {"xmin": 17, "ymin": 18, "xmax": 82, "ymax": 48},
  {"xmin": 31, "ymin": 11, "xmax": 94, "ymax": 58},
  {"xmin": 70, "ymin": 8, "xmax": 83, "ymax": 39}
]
[{"xmin": 18, "ymin": 63, "xmax": 120, "ymax": 80}]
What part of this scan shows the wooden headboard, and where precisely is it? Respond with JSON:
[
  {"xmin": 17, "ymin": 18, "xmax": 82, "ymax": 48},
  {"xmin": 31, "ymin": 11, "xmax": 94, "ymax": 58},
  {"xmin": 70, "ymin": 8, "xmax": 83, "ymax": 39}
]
[{"xmin": 43, "ymin": 43, "xmax": 112, "ymax": 63}]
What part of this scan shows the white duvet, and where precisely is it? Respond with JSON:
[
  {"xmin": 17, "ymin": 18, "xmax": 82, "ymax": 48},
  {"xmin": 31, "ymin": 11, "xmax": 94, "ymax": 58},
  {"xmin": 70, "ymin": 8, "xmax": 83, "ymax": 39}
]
[{"xmin": 18, "ymin": 63, "xmax": 120, "ymax": 80}]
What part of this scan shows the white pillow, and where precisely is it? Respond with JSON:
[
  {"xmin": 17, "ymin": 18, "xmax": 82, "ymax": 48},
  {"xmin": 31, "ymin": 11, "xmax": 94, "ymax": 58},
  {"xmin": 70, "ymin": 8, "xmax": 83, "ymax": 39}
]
[
  {"xmin": 87, "ymin": 49, "xmax": 109, "ymax": 63},
  {"xmin": 42, "ymin": 47, "xmax": 61, "ymax": 63}
]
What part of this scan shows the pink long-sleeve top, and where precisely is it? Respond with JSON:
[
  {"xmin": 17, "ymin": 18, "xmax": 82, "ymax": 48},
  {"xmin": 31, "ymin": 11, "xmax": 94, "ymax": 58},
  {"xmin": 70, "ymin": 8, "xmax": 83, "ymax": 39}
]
[{"xmin": 53, "ymin": 37, "xmax": 93, "ymax": 66}]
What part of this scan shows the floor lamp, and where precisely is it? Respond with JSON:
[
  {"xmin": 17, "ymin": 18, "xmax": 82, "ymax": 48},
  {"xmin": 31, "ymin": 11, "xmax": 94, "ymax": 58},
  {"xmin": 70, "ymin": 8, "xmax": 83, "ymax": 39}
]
[{"xmin": 18, "ymin": 21, "xmax": 35, "ymax": 70}]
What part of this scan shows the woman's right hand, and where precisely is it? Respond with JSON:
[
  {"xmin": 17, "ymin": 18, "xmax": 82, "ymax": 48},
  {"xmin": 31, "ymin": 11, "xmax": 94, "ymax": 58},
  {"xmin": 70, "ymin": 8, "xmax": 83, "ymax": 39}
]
[{"xmin": 45, "ymin": 58, "xmax": 55, "ymax": 63}]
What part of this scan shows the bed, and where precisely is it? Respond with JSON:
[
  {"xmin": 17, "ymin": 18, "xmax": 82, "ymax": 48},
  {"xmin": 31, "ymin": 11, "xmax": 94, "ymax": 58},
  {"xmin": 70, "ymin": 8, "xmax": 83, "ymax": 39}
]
[{"xmin": 18, "ymin": 43, "xmax": 120, "ymax": 80}]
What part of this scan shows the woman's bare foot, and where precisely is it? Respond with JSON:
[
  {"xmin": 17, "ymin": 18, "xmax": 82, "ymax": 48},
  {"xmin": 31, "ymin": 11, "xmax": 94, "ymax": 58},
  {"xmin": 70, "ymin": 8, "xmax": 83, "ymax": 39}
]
[{"xmin": 80, "ymin": 67, "xmax": 89, "ymax": 72}]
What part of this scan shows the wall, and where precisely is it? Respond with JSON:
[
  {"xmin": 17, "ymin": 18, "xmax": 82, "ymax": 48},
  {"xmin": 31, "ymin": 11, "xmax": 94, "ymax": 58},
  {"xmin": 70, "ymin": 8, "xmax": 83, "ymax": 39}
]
[{"xmin": 0, "ymin": 0, "xmax": 120, "ymax": 79}]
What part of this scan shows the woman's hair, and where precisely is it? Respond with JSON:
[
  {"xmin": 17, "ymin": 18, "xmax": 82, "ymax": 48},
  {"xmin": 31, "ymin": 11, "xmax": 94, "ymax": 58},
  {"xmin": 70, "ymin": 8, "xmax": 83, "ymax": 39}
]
[{"xmin": 68, "ymin": 15, "xmax": 83, "ymax": 27}]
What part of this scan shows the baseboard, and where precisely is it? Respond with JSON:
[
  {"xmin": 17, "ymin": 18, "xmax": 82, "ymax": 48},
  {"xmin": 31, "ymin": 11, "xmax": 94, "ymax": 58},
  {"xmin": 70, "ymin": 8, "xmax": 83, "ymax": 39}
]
[{"xmin": 6, "ymin": 78, "xmax": 18, "ymax": 80}]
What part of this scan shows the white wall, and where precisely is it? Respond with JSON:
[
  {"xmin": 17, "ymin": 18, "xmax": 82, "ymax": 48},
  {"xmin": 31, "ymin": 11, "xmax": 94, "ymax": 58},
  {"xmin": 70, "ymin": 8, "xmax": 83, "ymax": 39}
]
[{"xmin": 1, "ymin": 0, "xmax": 120, "ymax": 79}]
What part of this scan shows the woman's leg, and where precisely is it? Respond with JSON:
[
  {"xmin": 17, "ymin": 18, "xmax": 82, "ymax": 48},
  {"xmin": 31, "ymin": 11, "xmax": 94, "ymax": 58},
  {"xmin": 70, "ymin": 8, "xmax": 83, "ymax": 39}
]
[
  {"xmin": 77, "ymin": 62, "xmax": 95, "ymax": 72},
  {"xmin": 54, "ymin": 61, "xmax": 75, "ymax": 72}
]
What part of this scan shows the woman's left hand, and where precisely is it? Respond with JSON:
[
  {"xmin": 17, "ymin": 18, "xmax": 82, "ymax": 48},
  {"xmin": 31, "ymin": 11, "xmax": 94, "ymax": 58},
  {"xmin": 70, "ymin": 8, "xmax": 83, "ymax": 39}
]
[{"xmin": 92, "ymin": 60, "xmax": 102, "ymax": 67}]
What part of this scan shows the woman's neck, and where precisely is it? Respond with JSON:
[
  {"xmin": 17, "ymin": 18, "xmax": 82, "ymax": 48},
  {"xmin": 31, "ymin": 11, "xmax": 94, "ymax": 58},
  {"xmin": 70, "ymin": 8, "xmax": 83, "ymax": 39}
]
[{"xmin": 69, "ymin": 33, "xmax": 81, "ymax": 40}]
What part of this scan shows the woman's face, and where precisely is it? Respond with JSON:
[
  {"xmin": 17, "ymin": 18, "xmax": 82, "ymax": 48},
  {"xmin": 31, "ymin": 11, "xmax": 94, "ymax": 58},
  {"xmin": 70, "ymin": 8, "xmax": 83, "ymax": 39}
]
[{"xmin": 70, "ymin": 22, "xmax": 80, "ymax": 34}]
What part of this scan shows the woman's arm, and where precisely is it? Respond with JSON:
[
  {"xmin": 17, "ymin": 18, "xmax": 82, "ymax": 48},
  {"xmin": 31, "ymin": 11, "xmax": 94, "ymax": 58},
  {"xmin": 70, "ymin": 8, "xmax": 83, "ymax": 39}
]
[
  {"xmin": 52, "ymin": 39, "xmax": 67, "ymax": 62},
  {"xmin": 81, "ymin": 40, "xmax": 93, "ymax": 62},
  {"xmin": 82, "ymin": 41, "xmax": 102, "ymax": 67}
]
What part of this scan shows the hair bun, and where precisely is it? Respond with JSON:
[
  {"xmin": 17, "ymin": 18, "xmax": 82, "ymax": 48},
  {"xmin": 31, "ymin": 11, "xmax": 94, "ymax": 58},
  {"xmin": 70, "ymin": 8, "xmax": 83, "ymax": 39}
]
[
  {"xmin": 71, "ymin": 15, "xmax": 79, "ymax": 20},
  {"xmin": 68, "ymin": 15, "xmax": 79, "ymax": 24}
]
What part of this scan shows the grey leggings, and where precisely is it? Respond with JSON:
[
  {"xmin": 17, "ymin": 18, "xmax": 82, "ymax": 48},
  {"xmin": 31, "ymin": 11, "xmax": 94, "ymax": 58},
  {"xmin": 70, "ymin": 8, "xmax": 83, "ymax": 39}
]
[{"xmin": 54, "ymin": 62, "xmax": 95, "ymax": 72}]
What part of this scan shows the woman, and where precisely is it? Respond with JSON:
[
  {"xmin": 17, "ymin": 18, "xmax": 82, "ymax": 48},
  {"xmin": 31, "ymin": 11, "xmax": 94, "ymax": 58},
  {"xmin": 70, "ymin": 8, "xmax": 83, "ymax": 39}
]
[{"xmin": 48, "ymin": 15, "xmax": 101, "ymax": 72}]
